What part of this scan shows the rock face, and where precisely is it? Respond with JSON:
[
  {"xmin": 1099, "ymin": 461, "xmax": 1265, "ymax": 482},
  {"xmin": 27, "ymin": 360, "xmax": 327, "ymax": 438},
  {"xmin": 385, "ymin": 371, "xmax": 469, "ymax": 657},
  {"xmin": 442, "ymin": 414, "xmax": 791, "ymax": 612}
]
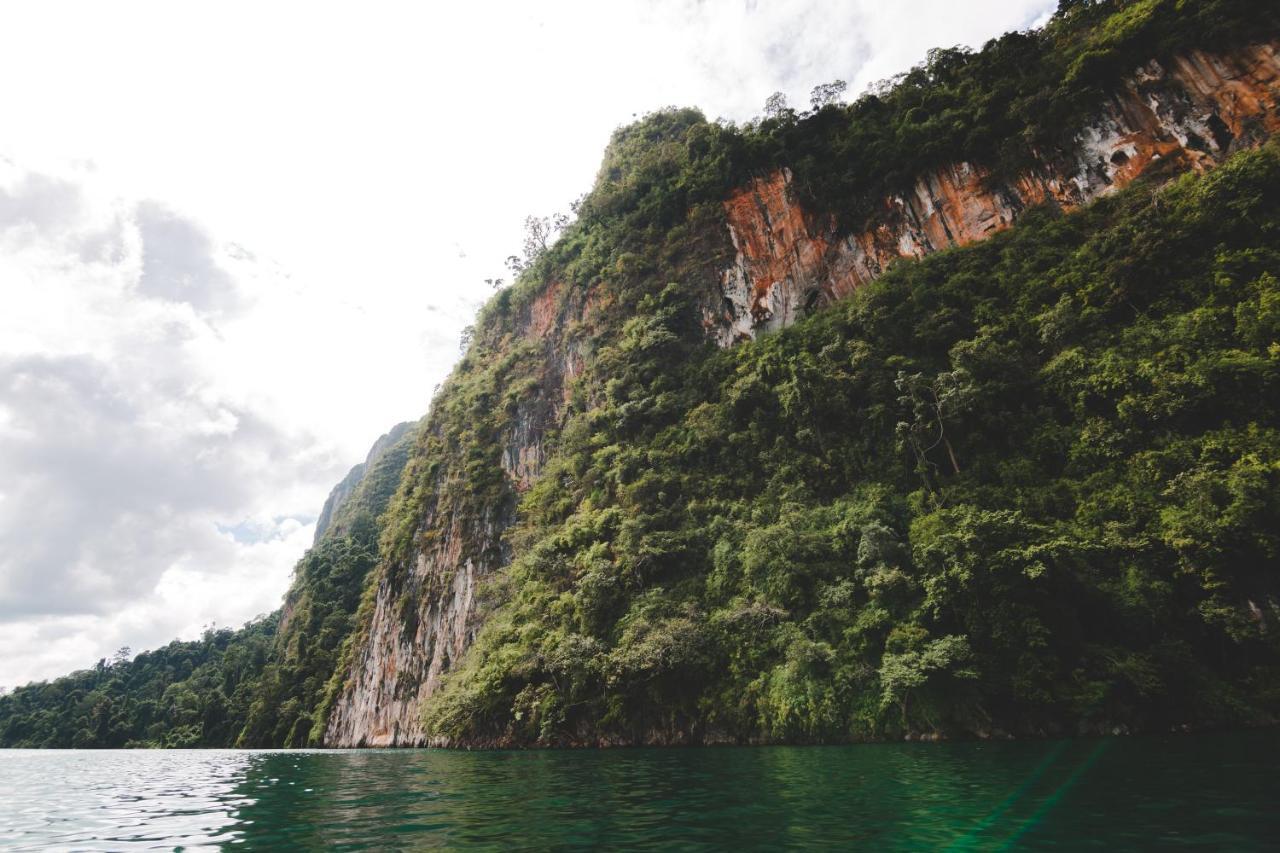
[
  {"xmin": 323, "ymin": 283, "xmax": 594, "ymax": 747},
  {"xmin": 323, "ymin": 41, "xmax": 1280, "ymax": 747},
  {"xmin": 704, "ymin": 41, "xmax": 1280, "ymax": 346},
  {"xmin": 323, "ymin": 501, "xmax": 509, "ymax": 747},
  {"xmin": 313, "ymin": 422, "xmax": 415, "ymax": 544}
]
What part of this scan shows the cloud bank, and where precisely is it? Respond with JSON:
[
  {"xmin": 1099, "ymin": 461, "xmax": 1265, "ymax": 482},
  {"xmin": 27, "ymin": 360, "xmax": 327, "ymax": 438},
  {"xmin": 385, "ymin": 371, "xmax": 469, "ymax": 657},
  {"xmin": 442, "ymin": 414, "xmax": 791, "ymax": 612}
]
[{"xmin": 0, "ymin": 160, "xmax": 343, "ymax": 687}]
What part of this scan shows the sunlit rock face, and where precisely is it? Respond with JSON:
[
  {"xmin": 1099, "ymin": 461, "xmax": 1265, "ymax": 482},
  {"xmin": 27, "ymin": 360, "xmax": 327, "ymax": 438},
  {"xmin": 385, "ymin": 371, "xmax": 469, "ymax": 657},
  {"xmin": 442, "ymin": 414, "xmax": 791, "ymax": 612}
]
[
  {"xmin": 324, "ymin": 41, "xmax": 1280, "ymax": 748},
  {"xmin": 705, "ymin": 42, "xmax": 1280, "ymax": 347},
  {"xmin": 323, "ymin": 279, "xmax": 595, "ymax": 747},
  {"xmin": 323, "ymin": 502, "xmax": 505, "ymax": 747}
]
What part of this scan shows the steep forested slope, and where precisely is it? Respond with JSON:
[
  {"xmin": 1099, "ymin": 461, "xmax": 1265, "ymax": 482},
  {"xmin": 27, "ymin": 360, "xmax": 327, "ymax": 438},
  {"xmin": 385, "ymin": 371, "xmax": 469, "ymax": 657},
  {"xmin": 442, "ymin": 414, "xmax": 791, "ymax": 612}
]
[
  {"xmin": 426, "ymin": 142, "xmax": 1280, "ymax": 744},
  {"xmin": 3, "ymin": 0, "xmax": 1279, "ymax": 749},
  {"xmin": 327, "ymin": 0, "xmax": 1280, "ymax": 746}
]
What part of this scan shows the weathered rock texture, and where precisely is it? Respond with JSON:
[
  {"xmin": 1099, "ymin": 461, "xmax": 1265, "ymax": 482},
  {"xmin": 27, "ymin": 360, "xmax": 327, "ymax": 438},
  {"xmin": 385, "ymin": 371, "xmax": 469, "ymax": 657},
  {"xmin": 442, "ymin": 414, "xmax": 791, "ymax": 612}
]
[
  {"xmin": 323, "ymin": 502, "xmax": 509, "ymax": 747},
  {"xmin": 324, "ymin": 283, "xmax": 596, "ymax": 747},
  {"xmin": 705, "ymin": 42, "xmax": 1280, "ymax": 346},
  {"xmin": 324, "ymin": 42, "xmax": 1280, "ymax": 747}
]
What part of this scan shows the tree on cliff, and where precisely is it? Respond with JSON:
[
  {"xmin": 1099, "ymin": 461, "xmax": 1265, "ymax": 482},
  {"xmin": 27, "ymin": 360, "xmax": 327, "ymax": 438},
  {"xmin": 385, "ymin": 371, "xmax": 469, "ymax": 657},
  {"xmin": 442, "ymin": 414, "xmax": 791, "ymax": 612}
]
[
  {"xmin": 809, "ymin": 79, "xmax": 847, "ymax": 109},
  {"xmin": 505, "ymin": 212, "xmax": 573, "ymax": 278},
  {"xmin": 763, "ymin": 91, "xmax": 791, "ymax": 119}
]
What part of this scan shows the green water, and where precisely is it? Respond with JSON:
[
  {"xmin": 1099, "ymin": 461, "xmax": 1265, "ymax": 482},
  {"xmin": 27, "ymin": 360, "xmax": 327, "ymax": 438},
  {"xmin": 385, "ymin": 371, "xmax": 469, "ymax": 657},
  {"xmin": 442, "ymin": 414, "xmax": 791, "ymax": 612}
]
[{"xmin": 1, "ymin": 731, "xmax": 1276, "ymax": 849}]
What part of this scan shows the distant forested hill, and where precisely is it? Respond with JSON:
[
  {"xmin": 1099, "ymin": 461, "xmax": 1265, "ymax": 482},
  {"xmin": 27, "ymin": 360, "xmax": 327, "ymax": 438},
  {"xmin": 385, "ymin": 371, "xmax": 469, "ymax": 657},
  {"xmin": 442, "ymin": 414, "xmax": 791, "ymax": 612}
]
[{"xmin": 0, "ymin": 424, "xmax": 414, "ymax": 748}]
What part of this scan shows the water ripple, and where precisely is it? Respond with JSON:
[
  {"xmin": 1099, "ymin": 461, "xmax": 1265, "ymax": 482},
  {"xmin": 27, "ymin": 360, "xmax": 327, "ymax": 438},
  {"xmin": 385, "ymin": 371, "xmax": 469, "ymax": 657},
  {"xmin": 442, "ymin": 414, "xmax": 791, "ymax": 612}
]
[{"xmin": 0, "ymin": 732, "xmax": 1277, "ymax": 850}]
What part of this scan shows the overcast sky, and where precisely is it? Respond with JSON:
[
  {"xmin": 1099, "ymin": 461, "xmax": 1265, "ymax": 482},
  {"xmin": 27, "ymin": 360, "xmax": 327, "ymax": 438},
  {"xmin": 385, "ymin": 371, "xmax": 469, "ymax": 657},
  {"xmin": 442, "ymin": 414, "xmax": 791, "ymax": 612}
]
[{"xmin": 0, "ymin": 0, "xmax": 1055, "ymax": 688}]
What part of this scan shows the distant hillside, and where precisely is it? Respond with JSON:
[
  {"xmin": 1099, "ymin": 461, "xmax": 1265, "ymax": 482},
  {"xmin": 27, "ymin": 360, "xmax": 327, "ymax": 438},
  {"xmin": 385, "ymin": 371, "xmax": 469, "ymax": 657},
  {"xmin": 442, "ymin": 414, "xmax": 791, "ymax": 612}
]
[{"xmin": 0, "ymin": 423, "xmax": 415, "ymax": 748}]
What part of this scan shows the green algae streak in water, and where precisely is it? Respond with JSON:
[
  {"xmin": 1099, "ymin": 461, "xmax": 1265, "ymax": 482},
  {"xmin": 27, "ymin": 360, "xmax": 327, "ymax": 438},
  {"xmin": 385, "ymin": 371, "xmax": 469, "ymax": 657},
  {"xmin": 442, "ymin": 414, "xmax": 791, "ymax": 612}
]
[{"xmin": 1, "ymin": 731, "xmax": 1277, "ymax": 850}]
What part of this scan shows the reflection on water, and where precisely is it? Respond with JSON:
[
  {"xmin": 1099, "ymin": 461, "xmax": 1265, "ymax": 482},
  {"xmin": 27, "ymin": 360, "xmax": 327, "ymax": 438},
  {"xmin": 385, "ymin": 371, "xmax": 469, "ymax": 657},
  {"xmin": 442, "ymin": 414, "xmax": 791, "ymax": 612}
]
[{"xmin": 0, "ymin": 731, "xmax": 1276, "ymax": 849}]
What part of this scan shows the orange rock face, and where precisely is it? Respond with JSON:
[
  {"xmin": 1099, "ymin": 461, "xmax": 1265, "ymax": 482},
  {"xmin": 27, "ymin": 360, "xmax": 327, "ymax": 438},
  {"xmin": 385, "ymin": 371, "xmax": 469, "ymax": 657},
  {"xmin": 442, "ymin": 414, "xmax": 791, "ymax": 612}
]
[
  {"xmin": 706, "ymin": 41, "xmax": 1280, "ymax": 345},
  {"xmin": 526, "ymin": 279, "xmax": 562, "ymax": 341},
  {"xmin": 326, "ymin": 40, "xmax": 1280, "ymax": 749},
  {"xmin": 324, "ymin": 260, "xmax": 602, "ymax": 748}
]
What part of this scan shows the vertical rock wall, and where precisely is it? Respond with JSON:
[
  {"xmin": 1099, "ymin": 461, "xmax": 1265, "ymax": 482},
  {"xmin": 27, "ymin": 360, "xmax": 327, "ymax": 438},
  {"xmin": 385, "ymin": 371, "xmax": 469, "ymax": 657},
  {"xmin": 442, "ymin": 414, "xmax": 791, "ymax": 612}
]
[
  {"xmin": 324, "ymin": 282, "xmax": 594, "ymax": 746},
  {"xmin": 705, "ymin": 42, "xmax": 1280, "ymax": 346}
]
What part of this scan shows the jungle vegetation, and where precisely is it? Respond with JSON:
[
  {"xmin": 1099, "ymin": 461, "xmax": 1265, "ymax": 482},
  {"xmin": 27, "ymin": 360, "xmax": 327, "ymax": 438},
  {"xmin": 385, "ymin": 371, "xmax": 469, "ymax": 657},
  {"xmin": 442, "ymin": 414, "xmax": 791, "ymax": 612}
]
[
  {"xmin": 427, "ymin": 141, "xmax": 1280, "ymax": 743},
  {"xmin": 2, "ymin": 0, "xmax": 1277, "ymax": 747},
  {"xmin": 0, "ymin": 426, "xmax": 415, "ymax": 748}
]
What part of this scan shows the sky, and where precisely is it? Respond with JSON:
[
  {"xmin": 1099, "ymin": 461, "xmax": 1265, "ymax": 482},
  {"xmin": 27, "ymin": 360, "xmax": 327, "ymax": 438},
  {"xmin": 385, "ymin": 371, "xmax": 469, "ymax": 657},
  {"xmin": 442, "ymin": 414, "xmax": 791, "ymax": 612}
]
[{"xmin": 0, "ymin": 0, "xmax": 1056, "ymax": 688}]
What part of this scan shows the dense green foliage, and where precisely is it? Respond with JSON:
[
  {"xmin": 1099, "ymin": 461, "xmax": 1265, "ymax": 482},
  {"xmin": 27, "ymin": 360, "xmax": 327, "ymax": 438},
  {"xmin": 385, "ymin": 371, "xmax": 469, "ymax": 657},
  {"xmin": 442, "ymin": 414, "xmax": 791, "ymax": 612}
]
[
  {"xmin": 568, "ymin": 0, "xmax": 1280, "ymax": 237},
  {"xmin": 425, "ymin": 143, "xmax": 1280, "ymax": 743},
  {"xmin": 398, "ymin": 0, "xmax": 1280, "ymax": 744},
  {"xmin": 4, "ymin": 0, "xmax": 1278, "ymax": 748},
  {"xmin": 0, "ymin": 621, "xmax": 277, "ymax": 748},
  {"xmin": 757, "ymin": 0, "xmax": 1280, "ymax": 229},
  {"xmin": 0, "ymin": 426, "xmax": 416, "ymax": 748},
  {"xmin": 386, "ymin": 0, "xmax": 1280, "ymax": 746}
]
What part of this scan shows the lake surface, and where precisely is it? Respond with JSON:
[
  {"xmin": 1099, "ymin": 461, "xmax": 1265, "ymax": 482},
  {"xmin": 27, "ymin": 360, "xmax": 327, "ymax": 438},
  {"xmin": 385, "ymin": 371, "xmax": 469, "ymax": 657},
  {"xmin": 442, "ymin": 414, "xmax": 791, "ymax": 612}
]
[{"xmin": 1, "ymin": 731, "xmax": 1276, "ymax": 850}]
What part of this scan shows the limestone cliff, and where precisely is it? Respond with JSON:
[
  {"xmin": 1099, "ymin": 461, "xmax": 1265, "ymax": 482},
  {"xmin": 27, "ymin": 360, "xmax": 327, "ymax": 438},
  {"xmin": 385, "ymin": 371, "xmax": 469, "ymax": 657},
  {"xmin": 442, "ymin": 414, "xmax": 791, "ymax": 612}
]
[
  {"xmin": 322, "ymin": 40, "xmax": 1280, "ymax": 747},
  {"xmin": 276, "ymin": 422, "xmax": 417, "ymax": 657},
  {"xmin": 323, "ymin": 284, "xmax": 596, "ymax": 746},
  {"xmin": 313, "ymin": 422, "xmax": 415, "ymax": 545},
  {"xmin": 705, "ymin": 42, "xmax": 1280, "ymax": 345}
]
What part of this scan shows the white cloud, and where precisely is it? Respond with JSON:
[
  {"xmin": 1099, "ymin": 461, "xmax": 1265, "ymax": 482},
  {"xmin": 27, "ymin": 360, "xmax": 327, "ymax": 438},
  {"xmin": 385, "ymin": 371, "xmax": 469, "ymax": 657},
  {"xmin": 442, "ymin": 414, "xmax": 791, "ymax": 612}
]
[
  {"xmin": 0, "ymin": 0, "xmax": 1056, "ymax": 686},
  {"xmin": 0, "ymin": 518, "xmax": 312, "ymax": 685},
  {"xmin": 0, "ymin": 163, "xmax": 347, "ymax": 686}
]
